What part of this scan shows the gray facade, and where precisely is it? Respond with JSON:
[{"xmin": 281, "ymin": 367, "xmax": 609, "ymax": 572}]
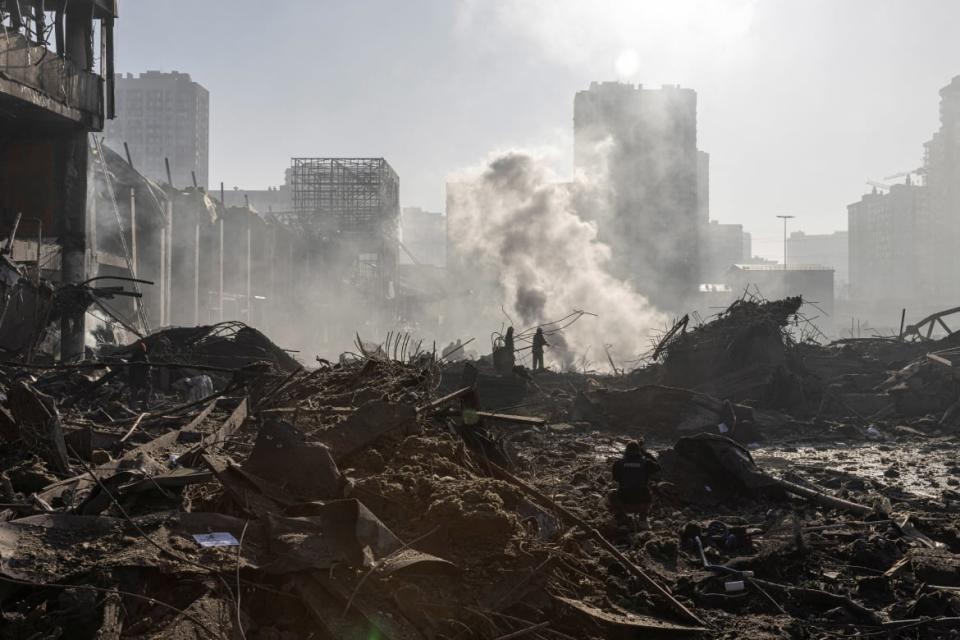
[
  {"xmin": 104, "ymin": 71, "xmax": 210, "ymax": 189},
  {"xmin": 401, "ymin": 207, "xmax": 446, "ymax": 267},
  {"xmin": 574, "ymin": 81, "xmax": 701, "ymax": 312},
  {"xmin": 921, "ymin": 76, "xmax": 960, "ymax": 305},
  {"xmin": 702, "ymin": 220, "xmax": 748, "ymax": 282},
  {"xmin": 787, "ymin": 230, "xmax": 849, "ymax": 294},
  {"xmin": 846, "ymin": 75, "xmax": 960, "ymax": 319},
  {"xmin": 848, "ymin": 184, "xmax": 924, "ymax": 311}
]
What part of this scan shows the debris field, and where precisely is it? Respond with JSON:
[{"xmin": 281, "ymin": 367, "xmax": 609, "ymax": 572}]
[{"xmin": 1, "ymin": 298, "xmax": 959, "ymax": 639}]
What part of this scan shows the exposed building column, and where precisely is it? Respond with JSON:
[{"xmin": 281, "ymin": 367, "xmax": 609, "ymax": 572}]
[
  {"xmin": 246, "ymin": 216, "xmax": 252, "ymax": 324},
  {"xmin": 64, "ymin": 8, "xmax": 93, "ymax": 71},
  {"xmin": 193, "ymin": 214, "xmax": 200, "ymax": 326},
  {"xmin": 218, "ymin": 216, "xmax": 224, "ymax": 322},
  {"xmin": 129, "ymin": 188, "xmax": 137, "ymax": 277},
  {"xmin": 159, "ymin": 220, "xmax": 166, "ymax": 327},
  {"xmin": 165, "ymin": 199, "xmax": 173, "ymax": 326},
  {"xmin": 59, "ymin": 131, "xmax": 88, "ymax": 361},
  {"xmin": 218, "ymin": 183, "xmax": 225, "ymax": 322}
]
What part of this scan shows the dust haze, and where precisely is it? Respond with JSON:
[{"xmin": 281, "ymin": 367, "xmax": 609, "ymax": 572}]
[{"xmin": 444, "ymin": 150, "xmax": 666, "ymax": 370}]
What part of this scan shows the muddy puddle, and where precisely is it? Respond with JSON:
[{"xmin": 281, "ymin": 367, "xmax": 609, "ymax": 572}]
[{"xmin": 752, "ymin": 440, "xmax": 957, "ymax": 499}]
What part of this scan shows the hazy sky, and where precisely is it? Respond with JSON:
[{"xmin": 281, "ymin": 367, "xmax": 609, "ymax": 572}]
[{"xmin": 115, "ymin": 1, "xmax": 959, "ymax": 260}]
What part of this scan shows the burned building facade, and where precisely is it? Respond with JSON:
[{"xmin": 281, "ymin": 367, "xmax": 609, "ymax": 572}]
[
  {"xmin": 574, "ymin": 82, "xmax": 703, "ymax": 312},
  {"xmin": 0, "ymin": 0, "xmax": 118, "ymax": 359},
  {"xmin": 87, "ymin": 145, "xmax": 305, "ymax": 339}
]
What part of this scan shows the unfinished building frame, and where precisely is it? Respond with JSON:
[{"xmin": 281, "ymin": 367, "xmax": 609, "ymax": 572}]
[
  {"xmin": 291, "ymin": 158, "xmax": 398, "ymax": 232},
  {"xmin": 290, "ymin": 158, "xmax": 399, "ymax": 299}
]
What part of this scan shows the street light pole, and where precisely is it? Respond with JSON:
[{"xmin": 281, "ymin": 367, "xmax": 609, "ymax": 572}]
[{"xmin": 776, "ymin": 215, "xmax": 795, "ymax": 269}]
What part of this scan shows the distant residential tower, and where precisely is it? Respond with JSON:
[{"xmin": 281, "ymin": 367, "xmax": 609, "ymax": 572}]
[
  {"xmin": 573, "ymin": 81, "xmax": 703, "ymax": 311},
  {"xmin": 104, "ymin": 71, "xmax": 210, "ymax": 189}
]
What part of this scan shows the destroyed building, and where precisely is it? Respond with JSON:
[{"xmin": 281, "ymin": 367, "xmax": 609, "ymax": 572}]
[
  {"xmin": 86, "ymin": 143, "xmax": 308, "ymax": 338},
  {"xmin": 288, "ymin": 157, "xmax": 401, "ymax": 342},
  {"xmin": 219, "ymin": 168, "xmax": 295, "ymax": 213},
  {"xmin": 1, "ymin": 5, "xmax": 959, "ymax": 639},
  {"xmin": 0, "ymin": 0, "xmax": 118, "ymax": 359}
]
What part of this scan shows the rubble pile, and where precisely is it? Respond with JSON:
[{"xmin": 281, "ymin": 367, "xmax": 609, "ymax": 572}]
[
  {"xmin": 0, "ymin": 299, "xmax": 959, "ymax": 638},
  {"xmin": 0, "ymin": 328, "xmax": 705, "ymax": 639},
  {"xmin": 650, "ymin": 296, "xmax": 808, "ymax": 405}
]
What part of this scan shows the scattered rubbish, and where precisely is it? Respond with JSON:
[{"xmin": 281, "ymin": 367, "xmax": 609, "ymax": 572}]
[{"xmin": 192, "ymin": 532, "xmax": 240, "ymax": 547}]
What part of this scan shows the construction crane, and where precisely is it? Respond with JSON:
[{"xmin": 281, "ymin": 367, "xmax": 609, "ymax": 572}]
[{"xmin": 866, "ymin": 167, "xmax": 925, "ymax": 193}]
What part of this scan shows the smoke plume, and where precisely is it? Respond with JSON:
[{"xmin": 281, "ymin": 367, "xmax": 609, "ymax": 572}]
[{"xmin": 447, "ymin": 151, "xmax": 666, "ymax": 369}]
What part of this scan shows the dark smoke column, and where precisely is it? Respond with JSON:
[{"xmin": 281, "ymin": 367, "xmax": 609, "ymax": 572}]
[{"xmin": 574, "ymin": 82, "xmax": 704, "ymax": 313}]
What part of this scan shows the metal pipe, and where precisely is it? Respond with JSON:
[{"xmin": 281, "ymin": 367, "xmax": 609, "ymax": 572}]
[
  {"xmin": 129, "ymin": 188, "xmax": 137, "ymax": 277},
  {"xmin": 5, "ymin": 212, "xmax": 22, "ymax": 254}
]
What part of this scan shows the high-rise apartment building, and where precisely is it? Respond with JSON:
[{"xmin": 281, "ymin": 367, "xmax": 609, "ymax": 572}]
[
  {"xmin": 848, "ymin": 184, "xmax": 924, "ymax": 311},
  {"xmin": 104, "ymin": 71, "xmax": 210, "ymax": 189},
  {"xmin": 574, "ymin": 82, "xmax": 702, "ymax": 311},
  {"xmin": 921, "ymin": 75, "xmax": 960, "ymax": 304},
  {"xmin": 846, "ymin": 75, "xmax": 960, "ymax": 320}
]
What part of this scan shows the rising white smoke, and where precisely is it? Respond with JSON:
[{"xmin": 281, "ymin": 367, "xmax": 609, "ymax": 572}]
[{"xmin": 446, "ymin": 150, "xmax": 667, "ymax": 370}]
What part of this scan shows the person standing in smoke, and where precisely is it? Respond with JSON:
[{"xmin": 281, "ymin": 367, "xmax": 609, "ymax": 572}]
[
  {"xmin": 493, "ymin": 327, "xmax": 516, "ymax": 375},
  {"xmin": 532, "ymin": 327, "xmax": 550, "ymax": 371}
]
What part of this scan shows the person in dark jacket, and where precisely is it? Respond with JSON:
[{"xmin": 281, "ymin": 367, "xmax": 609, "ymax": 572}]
[
  {"xmin": 532, "ymin": 328, "xmax": 550, "ymax": 371},
  {"xmin": 609, "ymin": 439, "xmax": 660, "ymax": 528}
]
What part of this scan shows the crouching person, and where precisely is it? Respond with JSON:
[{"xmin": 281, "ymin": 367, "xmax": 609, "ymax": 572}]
[{"xmin": 609, "ymin": 439, "xmax": 660, "ymax": 530}]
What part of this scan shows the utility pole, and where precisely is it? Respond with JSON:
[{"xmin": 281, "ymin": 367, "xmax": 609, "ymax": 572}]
[{"xmin": 776, "ymin": 215, "xmax": 795, "ymax": 269}]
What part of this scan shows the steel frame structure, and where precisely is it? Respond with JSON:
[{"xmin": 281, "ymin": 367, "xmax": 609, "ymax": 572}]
[
  {"xmin": 290, "ymin": 158, "xmax": 399, "ymax": 299},
  {"xmin": 290, "ymin": 157, "xmax": 399, "ymax": 236}
]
